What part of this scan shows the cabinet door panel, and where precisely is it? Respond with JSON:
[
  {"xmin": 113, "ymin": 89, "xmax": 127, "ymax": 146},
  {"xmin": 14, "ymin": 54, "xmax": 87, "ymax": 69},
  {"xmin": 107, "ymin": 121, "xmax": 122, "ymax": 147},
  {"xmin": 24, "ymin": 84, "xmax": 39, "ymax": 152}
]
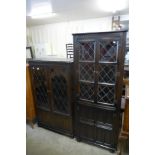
[
  {"xmin": 49, "ymin": 66, "xmax": 71, "ymax": 115},
  {"xmin": 77, "ymin": 40, "xmax": 96, "ymax": 61},
  {"xmin": 79, "ymin": 82, "xmax": 95, "ymax": 102},
  {"xmin": 30, "ymin": 66, "xmax": 50, "ymax": 110},
  {"xmin": 98, "ymin": 39, "xmax": 120, "ymax": 63},
  {"xmin": 98, "ymin": 64, "xmax": 117, "ymax": 84},
  {"xmin": 95, "ymin": 108, "xmax": 115, "ymax": 126},
  {"xmin": 79, "ymin": 63, "xmax": 95, "ymax": 81},
  {"xmin": 96, "ymin": 36, "xmax": 122, "ymax": 107},
  {"xmin": 96, "ymin": 127, "xmax": 114, "ymax": 147},
  {"xmin": 97, "ymin": 84, "xmax": 115, "ymax": 105},
  {"xmin": 79, "ymin": 123, "xmax": 95, "ymax": 141},
  {"xmin": 79, "ymin": 104, "xmax": 95, "ymax": 122},
  {"xmin": 75, "ymin": 39, "xmax": 97, "ymax": 103}
]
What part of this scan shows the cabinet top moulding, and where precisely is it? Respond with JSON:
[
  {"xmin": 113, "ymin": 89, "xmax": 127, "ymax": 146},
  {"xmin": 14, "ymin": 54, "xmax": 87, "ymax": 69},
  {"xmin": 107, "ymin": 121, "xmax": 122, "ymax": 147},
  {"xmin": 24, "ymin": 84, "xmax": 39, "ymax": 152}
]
[
  {"xmin": 72, "ymin": 30, "xmax": 128, "ymax": 36},
  {"xmin": 28, "ymin": 58, "xmax": 73, "ymax": 64}
]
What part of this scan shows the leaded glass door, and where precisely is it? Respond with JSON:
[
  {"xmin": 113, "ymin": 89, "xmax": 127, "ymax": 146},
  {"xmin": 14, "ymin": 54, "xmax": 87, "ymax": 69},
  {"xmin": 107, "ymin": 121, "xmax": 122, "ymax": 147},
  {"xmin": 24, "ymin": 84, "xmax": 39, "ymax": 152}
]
[
  {"xmin": 75, "ymin": 37, "xmax": 121, "ymax": 106},
  {"xmin": 30, "ymin": 66, "xmax": 50, "ymax": 110},
  {"xmin": 96, "ymin": 38, "xmax": 121, "ymax": 106},
  {"xmin": 49, "ymin": 67, "xmax": 71, "ymax": 116},
  {"xmin": 76, "ymin": 40, "xmax": 96, "ymax": 103}
]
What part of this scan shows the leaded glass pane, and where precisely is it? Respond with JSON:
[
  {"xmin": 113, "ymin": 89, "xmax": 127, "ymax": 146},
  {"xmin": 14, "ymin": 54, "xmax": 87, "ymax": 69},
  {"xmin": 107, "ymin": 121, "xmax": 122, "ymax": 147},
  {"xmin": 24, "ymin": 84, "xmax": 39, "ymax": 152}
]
[
  {"xmin": 52, "ymin": 75, "xmax": 69, "ymax": 114},
  {"xmin": 99, "ymin": 40, "xmax": 119, "ymax": 62},
  {"xmin": 80, "ymin": 82, "xmax": 94, "ymax": 101},
  {"xmin": 97, "ymin": 85, "xmax": 115, "ymax": 104},
  {"xmin": 98, "ymin": 64, "xmax": 116, "ymax": 83},
  {"xmin": 78, "ymin": 41, "xmax": 95, "ymax": 61},
  {"xmin": 79, "ymin": 63, "xmax": 94, "ymax": 81},
  {"xmin": 32, "ymin": 67, "xmax": 49, "ymax": 108}
]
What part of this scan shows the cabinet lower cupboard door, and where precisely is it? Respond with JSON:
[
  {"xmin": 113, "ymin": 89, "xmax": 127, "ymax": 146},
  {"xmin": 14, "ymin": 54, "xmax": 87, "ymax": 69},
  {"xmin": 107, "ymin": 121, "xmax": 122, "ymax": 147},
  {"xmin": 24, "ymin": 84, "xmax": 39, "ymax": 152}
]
[
  {"xmin": 73, "ymin": 31, "xmax": 127, "ymax": 151},
  {"xmin": 96, "ymin": 127, "xmax": 114, "ymax": 147},
  {"xmin": 79, "ymin": 123, "xmax": 95, "ymax": 141},
  {"xmin": 29, "ymin": 60, "xmax": 74, "ymax": 137}
]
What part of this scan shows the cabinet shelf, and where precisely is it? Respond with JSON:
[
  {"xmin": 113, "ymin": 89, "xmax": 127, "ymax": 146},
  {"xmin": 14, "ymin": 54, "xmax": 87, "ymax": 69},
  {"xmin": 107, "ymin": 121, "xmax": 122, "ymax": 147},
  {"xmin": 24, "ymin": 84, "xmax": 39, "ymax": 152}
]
[
  {"xmin": 79, "ymin": 60, "xmax": 95, "ymax": 63},
  {"xmin": 98, "ymin": 61, "xmax": 117, "ymax": 64},
  {"xmin": 98, "ymin": 82, "xmax": 115, "ymax": 86},
  {"xmin": 79, "ymin": 80, "xmax": 94, "ymax": 84},
  {"xmin": 79, "ymin": 98, "xmax": 94, "ymax": 103}
]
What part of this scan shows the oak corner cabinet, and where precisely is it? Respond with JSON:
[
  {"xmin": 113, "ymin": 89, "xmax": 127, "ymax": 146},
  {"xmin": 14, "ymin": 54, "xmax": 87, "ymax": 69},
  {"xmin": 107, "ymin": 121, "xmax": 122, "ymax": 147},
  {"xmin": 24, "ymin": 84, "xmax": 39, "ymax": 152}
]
[
  {"xmin": 73, "ymin": 31, "xmax": 127, "ymax": 151},
  {"xmin": 28, "ymin": 58, "xmax": 74, "ymax": 137}
]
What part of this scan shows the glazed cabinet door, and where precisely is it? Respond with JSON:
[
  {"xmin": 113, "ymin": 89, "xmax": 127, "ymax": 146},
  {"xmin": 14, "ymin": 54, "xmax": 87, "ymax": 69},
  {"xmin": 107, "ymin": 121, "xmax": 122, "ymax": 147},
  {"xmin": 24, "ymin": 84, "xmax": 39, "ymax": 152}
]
[
  {"xmin": 74, "ymin": 38, "xmax": 97, "ymax": 103},
  {"xmin": 74, "ymin": 38, "xmax": 97, "ymax": 141},
  {"xmin": 30, "ymin": 65, "xmax": 50, "ymax": 111},
  {"xmin": 96, "ymin": 33, "xmax": 125, "ymax": 107},
  {"xmin": 49, "ymin": 65, "xmax": 72, "ymax": 116},
  {"xmin": 74, "ymin": 33, "xmax": 125, "ymax": 107}
]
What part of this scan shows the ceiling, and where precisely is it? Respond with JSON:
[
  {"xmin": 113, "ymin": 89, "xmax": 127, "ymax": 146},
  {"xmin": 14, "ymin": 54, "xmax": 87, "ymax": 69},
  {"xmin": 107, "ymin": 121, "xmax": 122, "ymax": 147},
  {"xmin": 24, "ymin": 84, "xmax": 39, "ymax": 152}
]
[{"xmin": 26, "ymin": 0, "xmax": 129, "ymax": 26}]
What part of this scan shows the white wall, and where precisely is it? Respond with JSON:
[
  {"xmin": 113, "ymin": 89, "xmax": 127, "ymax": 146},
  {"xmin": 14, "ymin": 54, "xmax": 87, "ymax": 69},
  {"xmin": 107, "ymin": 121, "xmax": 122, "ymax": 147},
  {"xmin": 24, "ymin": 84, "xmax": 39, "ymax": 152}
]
[{"xmin": 27, "ymin": 15, "xmax": 128, "ymax": 58}]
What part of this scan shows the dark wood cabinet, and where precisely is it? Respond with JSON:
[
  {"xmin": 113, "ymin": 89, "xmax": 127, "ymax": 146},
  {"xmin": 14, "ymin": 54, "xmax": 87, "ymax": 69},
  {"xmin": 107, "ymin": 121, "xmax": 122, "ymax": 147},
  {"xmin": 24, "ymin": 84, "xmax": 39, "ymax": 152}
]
[
  {"xmin": 28, "ymin": 59, "xmax": 74, "ymax": 137},
  {"xmin": 27, "ymin": 30, "xmax": 126, "ymax": 152},
  {"xmin": 73, "ymin": 31, "xmax": 127, "ymax": 151}
]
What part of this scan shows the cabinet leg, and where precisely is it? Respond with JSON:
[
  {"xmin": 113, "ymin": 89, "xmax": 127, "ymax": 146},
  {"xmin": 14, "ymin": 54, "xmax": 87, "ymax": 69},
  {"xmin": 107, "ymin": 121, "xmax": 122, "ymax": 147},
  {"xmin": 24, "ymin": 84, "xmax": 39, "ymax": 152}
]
[
  {"xmin": 109, "ymin": 149, "xmax": 115, "ymax": 153},
  {"xmin": 117, "ymin": 134, "xmax": 128, "ymax": 155},
  {"xmin": 76, "ymin": 137, "xmax": 81, "ymax": 142},
  {"xmin": 30, "ymin": 122, "xmax": 34, "ymax": 129}
]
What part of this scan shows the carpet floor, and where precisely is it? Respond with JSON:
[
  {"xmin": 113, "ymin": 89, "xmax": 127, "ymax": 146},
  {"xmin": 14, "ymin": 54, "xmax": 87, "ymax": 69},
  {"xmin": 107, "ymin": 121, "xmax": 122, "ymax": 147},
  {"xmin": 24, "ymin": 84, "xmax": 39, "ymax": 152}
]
[{"xmin": 26, "ymin": 124, "xmax": 117, "ymax": 155}]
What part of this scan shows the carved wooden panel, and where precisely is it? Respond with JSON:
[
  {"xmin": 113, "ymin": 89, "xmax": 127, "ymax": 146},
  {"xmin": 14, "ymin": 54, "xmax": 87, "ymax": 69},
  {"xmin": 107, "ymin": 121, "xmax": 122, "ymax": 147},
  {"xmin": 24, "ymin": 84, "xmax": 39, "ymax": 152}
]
[
  {"xmin": 79, "ymin": 123, "xmax": 95, "ymax": 141},
  {"xmin": 95, "ymin": 108, "xmax": 114, "ymax": 126},
  {"xmin": 79, "ymin": 104, "xmax": 95, "ymax": 122},
  {"xmin": 96, "ymin": 127, "xmax": 114, "ymax": 147}
]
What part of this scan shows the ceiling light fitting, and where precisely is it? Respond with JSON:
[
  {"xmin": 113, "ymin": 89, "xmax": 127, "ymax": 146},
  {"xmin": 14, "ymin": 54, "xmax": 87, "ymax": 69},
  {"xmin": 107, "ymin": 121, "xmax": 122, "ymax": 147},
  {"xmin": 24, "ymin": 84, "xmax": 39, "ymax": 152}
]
[
  {"xmin": 29, "ymin": 2, "xmax": 55, "ymax": 19},
  {"xmin": 97, "ymin": 0, "xmax": 128, "ymax": 12},
  {"xmin": 31, "ymin": 12, "xmax": 56, "ymax": 19}
]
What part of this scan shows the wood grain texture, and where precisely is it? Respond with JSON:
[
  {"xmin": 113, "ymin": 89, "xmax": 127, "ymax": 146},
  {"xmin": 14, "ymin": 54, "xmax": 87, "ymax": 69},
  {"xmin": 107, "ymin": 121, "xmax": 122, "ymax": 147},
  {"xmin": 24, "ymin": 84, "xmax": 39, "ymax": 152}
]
[
  {"xmin": 26, "ymin": 64, "xmax": 36, "ymax": 127},
  {"xmin": 123, "ymin": 98, "xmax": 129, "ymax": 132}
]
